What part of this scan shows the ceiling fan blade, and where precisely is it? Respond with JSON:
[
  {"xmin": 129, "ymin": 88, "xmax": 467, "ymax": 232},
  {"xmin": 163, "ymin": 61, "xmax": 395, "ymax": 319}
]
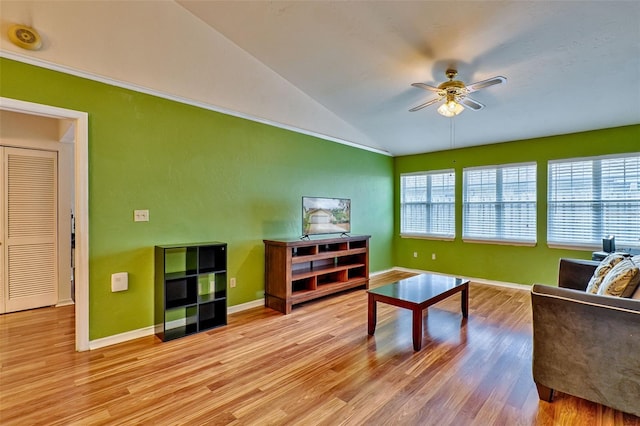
[
  {"xmin": 411, "ymin": 82, "xmax": 442, "ymax": 93},
  {"xmin": 466, "ymin": 76, "xmax": 507, "ymax": 93},
  {"xmin": 460, "ymin": 97, "xmax": 485, "ymax": 111},
  {"xmin": 409, "ymin": 97, "xmax": 442, "ymax": 112}
]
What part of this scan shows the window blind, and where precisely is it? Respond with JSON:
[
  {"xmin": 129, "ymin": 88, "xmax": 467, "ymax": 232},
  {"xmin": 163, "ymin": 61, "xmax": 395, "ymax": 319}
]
[
  {"xmin": 548, "ymin": 153, "xmax": 640, "ymax": 248},
  {"xmin": 400, "ymin": 170, "xmax": 455, "ymax": 238},
  {"xmin": 463, "ymin": 163, "xmax": 536, "ymax": 244}
]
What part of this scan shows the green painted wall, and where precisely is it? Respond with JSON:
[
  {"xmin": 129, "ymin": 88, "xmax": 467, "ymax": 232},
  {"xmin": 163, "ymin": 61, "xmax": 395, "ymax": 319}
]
[
  {"xmin": 1, "ymin": 58, "xmax": 394, "ymax": 340},
  {"xmin": 394, "ymin": 125, "xmax": 640, "ymax": 286},
  {"xmin": 3, "ymin": 56, "xmax": 637, "ymax": 340}
]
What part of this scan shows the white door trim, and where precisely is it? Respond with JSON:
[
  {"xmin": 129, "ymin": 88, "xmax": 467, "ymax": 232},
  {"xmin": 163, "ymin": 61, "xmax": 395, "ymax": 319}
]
[{"xmin": 0, "ymin": 97, "xmax": 89, "ymax": 351}]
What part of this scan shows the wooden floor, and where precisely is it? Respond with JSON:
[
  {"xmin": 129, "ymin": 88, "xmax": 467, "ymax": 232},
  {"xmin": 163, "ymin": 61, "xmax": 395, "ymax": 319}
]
[{"xmin": 1, "ymin": 271, "xmax": 638, "ymax": 425}]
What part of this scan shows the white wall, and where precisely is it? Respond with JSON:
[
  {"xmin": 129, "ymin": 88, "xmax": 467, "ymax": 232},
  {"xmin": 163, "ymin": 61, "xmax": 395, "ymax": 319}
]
[{"xmin": 0, "ymin": 1, "xmax": 377, "ymax": 151}]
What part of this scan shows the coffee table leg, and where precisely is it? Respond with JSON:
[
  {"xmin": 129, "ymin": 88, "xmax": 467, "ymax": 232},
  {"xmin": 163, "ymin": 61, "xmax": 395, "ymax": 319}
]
[
  {"xmin": 461, "ymin": 284, "xmax": 469, "ymax": 318},
  {"xmin": 412, "ymin": 308, "xmax": 423, "ymax": 351},
  {"xmin": 368, "ymin": 293, "xmax": 377, "ymax": 335}
]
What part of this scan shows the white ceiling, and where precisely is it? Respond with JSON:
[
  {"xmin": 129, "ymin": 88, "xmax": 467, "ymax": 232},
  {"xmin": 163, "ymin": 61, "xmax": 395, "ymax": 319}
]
[
  {"xmin": 1, "ymin": 1, "xmax": 639, "ymax": 156},
  {"xmin": 178, "ymin": 1, "xmax": 640, "ymax": 155}
]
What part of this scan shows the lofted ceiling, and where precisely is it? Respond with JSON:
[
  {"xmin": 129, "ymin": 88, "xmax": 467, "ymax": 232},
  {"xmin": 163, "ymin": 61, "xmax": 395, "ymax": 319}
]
[{"xmin": 1, "ymin": 1, "xmax": 639, "ymax": 156}]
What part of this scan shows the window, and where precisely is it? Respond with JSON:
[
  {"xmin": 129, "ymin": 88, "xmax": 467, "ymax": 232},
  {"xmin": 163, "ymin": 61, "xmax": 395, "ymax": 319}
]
[
  {"xmin": 463, "ymin": 163, "xmax": 536, "ymax": 244},
  {"xmin": 400, "ymin": 170, "xmax": 455, "ymax": 238},
  {"xmin": 548, "ymin": 153, "xmax": 640, "ymax": 248}
]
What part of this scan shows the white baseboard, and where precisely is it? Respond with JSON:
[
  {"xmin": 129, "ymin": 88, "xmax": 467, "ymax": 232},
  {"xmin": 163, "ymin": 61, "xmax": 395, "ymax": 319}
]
[
  {"xmin": 88, "ymin": 268, "xmax": 528, "ymax": 350},
  {"xmin": 89, "ymin": 298, "xmax": 266, "ymax": 350},
  {"xmin": 228, "ymin": 298, "xmax": 264, "ymax": 314},
  {"xmin": 392, "ymin": 266, "xmax": 531, "ymax": 291},
  {"xmin": 56, "ymin": 299, "xmax": 75, "ymax": 307},
  {"xmin": 370, "ymin": 268, "xmax": 395, "ymax": 277},
  {"xmin": 89, "ymin": 325, "xmax": 156, "ymax": 350}
]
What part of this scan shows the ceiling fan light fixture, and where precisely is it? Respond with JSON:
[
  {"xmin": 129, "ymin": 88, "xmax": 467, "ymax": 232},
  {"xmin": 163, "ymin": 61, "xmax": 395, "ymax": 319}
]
[
  {"xmin": 437, "ymin": 99, "xmax": 464, "ymax": 117},
  {"xmin": 409, "ymin": 68, "xmax": 506, "ymax": 115}
]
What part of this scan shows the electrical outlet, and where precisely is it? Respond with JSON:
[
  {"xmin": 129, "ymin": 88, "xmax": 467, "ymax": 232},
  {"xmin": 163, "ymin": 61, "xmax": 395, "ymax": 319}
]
[
  {"xmin": 432, "ymin": 253, "xmax": 437, "ymax": 260},
  {"xmin": 134, "ymin": 209, "xmax": 149, "ymax": 222},
  {"xmin": 413, "ymin": 252, "xmax": 418, "ymax": 258},
  {"xmin": 230, "ymin": 277, "xmax": 236, "ymax": 288}
]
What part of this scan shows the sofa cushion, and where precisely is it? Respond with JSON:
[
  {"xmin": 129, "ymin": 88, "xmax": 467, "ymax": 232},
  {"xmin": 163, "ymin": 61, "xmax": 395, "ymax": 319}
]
[
  {"xmin": 597, "ymin": 258, "xmax": 640, "ymax": 298},
  {"xmin": 633, "ymin": 285, "xmax": 640, "ymax": 300},
  {"xmin": 632, "ymin": 256, "xmax": 640, "ymax": 299},
  {"xmin": 586, "ymin": 253, "xmax": 626, "ymax": 294}
]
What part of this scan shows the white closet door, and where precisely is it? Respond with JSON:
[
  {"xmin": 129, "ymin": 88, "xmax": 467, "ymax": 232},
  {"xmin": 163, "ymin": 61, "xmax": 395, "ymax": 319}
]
[{"xmin": 2, "ymin": 147, "xmax": 58, "ymax": 313}]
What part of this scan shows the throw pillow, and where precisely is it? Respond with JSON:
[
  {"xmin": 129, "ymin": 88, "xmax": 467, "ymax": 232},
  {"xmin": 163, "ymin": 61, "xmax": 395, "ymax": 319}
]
[
  {"xmin": 597, "ymin": 258, "xmax": 640, "ymax": 298},
  {"xmin": 586, "ymin": 253, "xmax": 626, "ymax": 294}
]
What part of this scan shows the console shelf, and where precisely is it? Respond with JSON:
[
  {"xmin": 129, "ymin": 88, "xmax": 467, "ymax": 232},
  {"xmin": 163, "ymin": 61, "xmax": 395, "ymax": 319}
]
[
  {"xmin": 263, "ymin": 235, "xmax": 370, "ymax": 314},
  {"xmin": 155, "ymin": 242, "xmax": 227, "ymax": 341}
]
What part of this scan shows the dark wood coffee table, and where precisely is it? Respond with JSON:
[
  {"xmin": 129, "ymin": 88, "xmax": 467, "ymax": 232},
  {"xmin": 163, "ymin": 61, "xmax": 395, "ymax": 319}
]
[{"xmin": 367, "ymin": 273, "xmax": 469, "ymax": 351}]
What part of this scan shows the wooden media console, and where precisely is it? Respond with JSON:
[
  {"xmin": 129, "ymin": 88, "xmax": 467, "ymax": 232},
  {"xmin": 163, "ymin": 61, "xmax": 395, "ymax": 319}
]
[{"xmin": 263, "ymin": 235, "xmax": 370, "ymax": 314}]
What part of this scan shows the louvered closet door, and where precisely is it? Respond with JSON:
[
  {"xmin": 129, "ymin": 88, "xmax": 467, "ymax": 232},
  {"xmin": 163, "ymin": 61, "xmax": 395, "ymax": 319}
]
[{"xmin": 1, "ymin": 147, "xmax": 58, "ymax": 313}]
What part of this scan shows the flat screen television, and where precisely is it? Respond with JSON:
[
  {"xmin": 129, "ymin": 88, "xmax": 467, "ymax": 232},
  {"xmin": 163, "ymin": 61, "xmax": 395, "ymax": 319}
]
[{"xmin": 302, "ymin": 196, "xmax": 351, "ymax": 237}]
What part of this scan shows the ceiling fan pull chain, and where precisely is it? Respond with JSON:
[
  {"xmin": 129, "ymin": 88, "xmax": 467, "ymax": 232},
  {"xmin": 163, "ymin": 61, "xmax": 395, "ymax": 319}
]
[{"xmin": 450, "ymin": 117, "xmax": 456, "ymax": 149}]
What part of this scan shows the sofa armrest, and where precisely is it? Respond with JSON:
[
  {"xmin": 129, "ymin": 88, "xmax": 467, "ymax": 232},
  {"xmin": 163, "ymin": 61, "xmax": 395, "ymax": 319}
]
[
  {"xmin": 531, "ymin": 284, "xmax": 640, "ymax": 416},
  {"xmin": 558, "ymin": 258, "xmax": 599, "ymax": 290}
]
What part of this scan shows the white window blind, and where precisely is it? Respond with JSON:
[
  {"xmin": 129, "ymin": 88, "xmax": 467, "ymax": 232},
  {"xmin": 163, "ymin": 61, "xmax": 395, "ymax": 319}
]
[
  {"xmin": 463, "ymin": 163, "xmax": 536, "ymax": 244},
  {"xmin": 548, "ymin": 153, "xmax": 640, "ymax": 248},
  {"xmin": 400, "ymin": 170, "xmax": 455, "ymax": 238}
]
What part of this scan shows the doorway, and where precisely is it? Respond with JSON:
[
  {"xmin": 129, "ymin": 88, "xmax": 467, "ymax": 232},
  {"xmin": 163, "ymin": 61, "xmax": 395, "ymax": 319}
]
[{"xmin": 0, "ymin": 97, "xmax": 89, "ymax": 351}]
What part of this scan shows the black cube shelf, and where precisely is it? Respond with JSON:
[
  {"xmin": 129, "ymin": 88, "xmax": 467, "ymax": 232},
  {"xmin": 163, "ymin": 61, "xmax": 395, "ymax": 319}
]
[{"xmin": 155, "ymin": 242, "xmax": 227, "ymax": 341}]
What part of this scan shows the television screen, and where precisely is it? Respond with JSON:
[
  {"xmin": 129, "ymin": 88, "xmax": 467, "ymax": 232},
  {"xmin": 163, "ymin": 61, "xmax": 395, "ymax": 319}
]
[{"xmin": 302, "ymin": 196, "xmax": 351, "ymax": 236}]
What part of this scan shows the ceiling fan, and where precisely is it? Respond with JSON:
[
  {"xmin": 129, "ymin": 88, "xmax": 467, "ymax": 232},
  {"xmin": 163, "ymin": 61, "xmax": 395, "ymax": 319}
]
[{"xmin": 409, "ymin": 69, "xmax": 506, "ymax": 117}]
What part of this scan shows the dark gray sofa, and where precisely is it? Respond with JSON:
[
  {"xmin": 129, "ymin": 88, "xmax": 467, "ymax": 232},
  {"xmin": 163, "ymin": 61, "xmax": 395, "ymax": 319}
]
[{"xmin": 531, "ymin": 258, "xmax": 640, "ymax": 417}]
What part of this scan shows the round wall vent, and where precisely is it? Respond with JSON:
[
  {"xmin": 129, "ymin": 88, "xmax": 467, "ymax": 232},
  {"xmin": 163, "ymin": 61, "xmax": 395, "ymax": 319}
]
[{"xmin": 8, "ymin": 24, "xmax": 42, "ymax": 51}]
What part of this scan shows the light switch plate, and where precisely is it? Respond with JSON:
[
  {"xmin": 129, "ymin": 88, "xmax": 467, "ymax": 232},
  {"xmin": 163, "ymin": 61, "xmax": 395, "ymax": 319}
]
[{"xmin": 111, "ymin": 272, "xmax": 128, "ymax": 292}]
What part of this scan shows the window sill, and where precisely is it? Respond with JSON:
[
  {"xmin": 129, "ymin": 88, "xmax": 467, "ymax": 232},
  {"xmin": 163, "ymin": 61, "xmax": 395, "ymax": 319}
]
[
  {"xmin": 462, "ymin": 238, "xmax": 536, "ymax": 247},
  {"xmin": 400, "ymin": 233, "xmax": 455, "ymax": 241},
  {"xmin": 547, "ymin": 243, "xmax": 601, "ymax": 251}
]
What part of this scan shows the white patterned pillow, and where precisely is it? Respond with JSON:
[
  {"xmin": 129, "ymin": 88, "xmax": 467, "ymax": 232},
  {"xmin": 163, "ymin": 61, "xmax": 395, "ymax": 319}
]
[
  {"xmin": 597, "ymin": 258, "xmax": 640, "ymax": 298},
  {"xmin": 585, "ymin": 253, "xmax": 626, "ymax": 294}
]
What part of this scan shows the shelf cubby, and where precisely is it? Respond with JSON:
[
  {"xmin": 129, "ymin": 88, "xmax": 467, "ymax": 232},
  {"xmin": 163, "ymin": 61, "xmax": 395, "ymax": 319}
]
[
  {"xmin": 199, "ymin": 245, "xmax": 226, "ymax": 274},
  {"xmin": 292, "ymin": 277, "xmax": 316, "ymax": 293},
  {"xmin": 292, "ymin": 245, "xmax": 317, "ymax": 257},
  {"xmin": 337, "ymin": 254, "xmax": 364, "ymax": 267},
  {"xmin": 348, "ymin": 266, "xmax": 367, "ymax": 280},
  {"xmin": 198, "ymin": 300, "xmax": 227, "ymax": 330},
  {"xmin": 318, "ymin": 242, "xmax": 348, "ymax": 252},
  {"xmin": 349, "ymin": 239, "xmax": 367, "ymax": 249},
  {"xmin": 264, "ymin": 235, "xmax": 370, "ymax": 314},
  {"xmin": 164, "ymin": 246, "xmax": 198, "ymax": 276},
  {"xmin": 198, "ymin": 271, "xmax": 227, "ymax": 302},
  {"xmin": 165, "ymin": 277, "xmax": 198, "ymax": 309},
  {"xmin": 317, "ymin": 270, "xmax": 347, "ymax": 286},
  {"xmin": 163, "ymin": 305, "xmax": 198, "ymax": 340}
]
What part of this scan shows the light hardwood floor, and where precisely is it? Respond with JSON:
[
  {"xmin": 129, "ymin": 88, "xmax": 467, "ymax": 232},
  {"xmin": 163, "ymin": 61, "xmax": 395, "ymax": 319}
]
[{"xmin": 1, "ymin": 271, "xmax": 638, "ymax": 425}]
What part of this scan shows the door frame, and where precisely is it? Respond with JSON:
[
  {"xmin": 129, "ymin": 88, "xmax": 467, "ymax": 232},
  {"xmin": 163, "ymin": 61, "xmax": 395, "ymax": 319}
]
[{"xmin": 0, "ymin": 97, "xmax": 89, "ymax": 351}]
